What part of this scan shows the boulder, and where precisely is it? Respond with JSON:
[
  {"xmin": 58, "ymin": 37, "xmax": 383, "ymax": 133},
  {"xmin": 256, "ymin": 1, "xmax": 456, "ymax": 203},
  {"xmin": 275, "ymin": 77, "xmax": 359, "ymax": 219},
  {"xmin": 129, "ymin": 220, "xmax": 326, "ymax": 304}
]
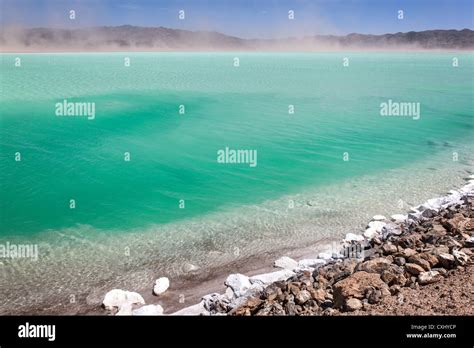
[
  {"xmin": 372, "ymin": 215, "xmax": 387, "ymax": 221},
  {"xmin": 443, "ymin": 236, "xmax": 463, "ymax": 249},
  {"xmin": 432, "ymin": 245, "xmax": 450, "ymax": 255},
  {"xmin": 417, "ymin": 253, "xmax": 439, "ymax": 268},
  {"xmin": 404, "ymin": 263, "xmax": 425, "ymax": 276},
  {"xmin": 368, "ymin": 221, "xmax": 386, "ymax": 233},
  {"xmin": 309, "ymin": 288, "xmax": 326, "ymax": 303},
  {"xmin": 333, "ymin": 271, "xmax": 390, "ymax": 308},
  {"xmin": 381, "ymin": 223, "xmax": 402, "ymax": 239},
  {"xmin": 382, "ymin": 243, "xmax": 398, "ymax": 255},
  {"xmin": 407, "ymin": 255, "xmax": 431, "ymax": 271},
  {"xmin": 421, "ymin": 209, "xmax": 437, "ymax": 218},
  {"xmin": 381, "ymin": 269, "xmax": 407, "ymax": 287},
  {"xmin": 452, "ymin": 250, "xmax": 469, "ymax": 266},
  {"xmin": 400, "ymin": 248, "xmax": 418, "ymax": 258},
  {"xmin": 397, "ymin": 234, "xmax": 422, "ymax": 249},
  {"xmin": 393, "ymin": 256, "xmax": 406, "ymax": 266},
  {"xmin": 224, "ymin": 287, "xmax": 235, "ymax": 299},
  {"xmin": 249, "ymin": 269, "xmax": 295, "ymax": 286},
  {"xmin": 202, "ymin": 293, "xmax": 229, "ymax": 314},
  {"xmin": 363, "ymin": 227, "xmax": 379, "ymax": 240},
  {"xmin": 437, "ymin": 253, "xmax": 456, "ymax": 269},
  {"xmin": 182, "ymin": 263, "xmax": 200, "ymax": 273},
  {"xmin": 297, "ymin": 258, "xmax": 326, "ymax": 269},
  {"xmin": 345, "ymin": 298, "xmax": 363, "ymax": 311},
  {"xmin": 432, "ymin": 267, "xmax": 448, "ymax": 277},
  {"xmin": 225, "ymin": 274, "xmax": 251, "ymax": 297},
  {"xmin": 171, "ymin": 301, "xmax": 209, "ymax": 316},
  {"xmin": 115, "ymin": 303, "xmax": 133, "ymax": 316},
  {"xmin": 390, "ymin": 285, "xmax": 402, "ymax": 295},
  {"xmin": 432, "ymin": 224, "xmax": 447, "ymax": 235},
  {"xmin": 153, "ymin": 277, "xmax": 170, "ymax": 295},
  {"xmin": 132, "ymin": 304, "xmax": 164, "ymax": 316},
  {"xmin": 445, "ymin": 213, "xmax": 467, "ymax": 232},
  {"xmin": 103, "ymin": 289, "xmax": 145, "ymax": 311},
  {"xmin": 273, "ymin": 256, "xmax": 298, "ymax": 270},
  {"xmin": 465, "ymin": 236, "xmax": 474, "ymax": 247},
  {"xmin": 418, "ymin": 271, "xmax": 442, "ymax": 285},
  {"xmin": 317, "ymin": 252, "xmax": 333, "ymax": 260},
  {"xmin": 295, "ymin": 290, "xmax": 312, "ymax": 305},
  {"xmin": 367, "ymin": 289, "xmax": 385, "ymax": 304},
  {"xmin": 357, "ymin": 257, "xmax": 392, "ymax": 274}
]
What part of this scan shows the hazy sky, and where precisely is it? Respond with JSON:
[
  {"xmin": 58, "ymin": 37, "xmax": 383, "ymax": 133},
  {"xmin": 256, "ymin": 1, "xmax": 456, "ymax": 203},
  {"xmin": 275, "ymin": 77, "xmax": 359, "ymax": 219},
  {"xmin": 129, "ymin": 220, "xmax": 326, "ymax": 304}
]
[{"xmin": 1, "ymin": 0, "xmax": 473, "ymax": 38}]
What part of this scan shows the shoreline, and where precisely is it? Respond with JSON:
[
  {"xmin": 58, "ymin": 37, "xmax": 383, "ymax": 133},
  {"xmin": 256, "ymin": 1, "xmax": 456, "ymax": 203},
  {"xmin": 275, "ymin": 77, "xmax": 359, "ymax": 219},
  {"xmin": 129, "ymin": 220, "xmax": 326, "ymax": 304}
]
[
  {"xmin": 99, "ymin": 174, "xmax": 474, "ymax": 316},
  {"xmin": 1, "ymin": 166, "xmax": 472, "ymax": 315}
]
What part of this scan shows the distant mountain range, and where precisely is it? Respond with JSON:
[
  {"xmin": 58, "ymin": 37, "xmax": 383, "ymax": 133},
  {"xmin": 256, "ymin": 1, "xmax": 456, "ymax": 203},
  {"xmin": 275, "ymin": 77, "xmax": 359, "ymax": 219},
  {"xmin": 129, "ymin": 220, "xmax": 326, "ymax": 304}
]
[{"xmin": 1, "ymin": 26, "xmax": 473, "ymax": 51}]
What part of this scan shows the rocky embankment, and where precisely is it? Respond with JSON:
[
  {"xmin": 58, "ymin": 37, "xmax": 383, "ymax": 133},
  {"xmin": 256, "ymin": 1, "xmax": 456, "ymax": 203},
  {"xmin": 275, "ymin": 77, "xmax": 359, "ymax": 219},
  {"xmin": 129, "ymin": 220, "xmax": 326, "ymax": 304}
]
[
  {"xmin": 101, "ymin": 177, "xmax": 473, "ymax": 316},
  {"xmin": 230, "ymin": 189, "xmax": 474, "ymax": 316}
]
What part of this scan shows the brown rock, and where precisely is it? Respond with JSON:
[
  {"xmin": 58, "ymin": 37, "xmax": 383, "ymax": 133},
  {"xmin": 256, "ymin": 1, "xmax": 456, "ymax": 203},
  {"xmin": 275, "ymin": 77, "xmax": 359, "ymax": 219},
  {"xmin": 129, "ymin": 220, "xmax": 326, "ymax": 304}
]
[
  {"xmin": 295, "ymin": 290, "xmax": 311, "ymax": 305},
  {"xmin": 394, "ymin": 257, "xmax": 406, "ymax": 266},
  {"xmin": 432, "ymin": 267, "xmax": 448, "ymax": 277},
  {"xmin": 432, "ymin": 246, "xmax": 450, "ymax": 255},
  {"xmin": 381, "ymin": 270, "xmax": 396, "ymax": 284},
  {"xmin": 233, "ymin": 307, "xmax": 250, "ymax": 316},
  {"xmin": 461, "ymin": 218, "xmax": 474, "ymax": 232},
  {"xmin": 245, "ymin": 297, "xmax": 263, "ymax": 309},
  {"xmin": 408, "ymin": 255, "xmax": 431, "ymax": 271},
  {"xmin": 309, "ymin": 288, "xmax": 326, "ymax": 303},
  {"xmin": 443, "ymin": 236, "xmax": 463, "ymax": 249},
  {"xmin": 382, "ymin": 243, "xmax": 398, "ymax": 255},
  {"xmin": 357, "ymin": 257, "xmax": 392, "ymax": 274},
  {"xmin": 381, "ymin": 270, "xmax": 406, "ymax": 286},
  {"xmin": 333, "ymin": 271, "xmax": 390, "ymax": 309},
  {"xmin": 405, "ymin": 263, "xmax": 425, "ymax": 276},
  {"xmin": 445, "ymin": 213, "xmax": 467, "ymax": 232},
  {"xmin": 397, "ymin": 235, "xmax": 422, "ymax": 249},
  {"xmin": 437, "ymin": 253, "xmax": 456, "ymax": 269},
  {"xmin": 389, "ymin": 285, "xmax": 401, "ymax": 295},
  {"xmin": 345, "ymin": 298, "xmax": 363, "ymax": 311},
  {"xmin": 288, "ymin": 282, "xmax": 301, "ymax": 296},
  {"xmin": 401, "ymin": 248, "xmax": 418, "ymax": 258},
  {"xmin": 418, "ymin": 252, "xmax": 439, "ymax": 268},
  {"xmin": 313, "ymin": 274, "xmax": 329, "ymax": 289},
  {"xmin": 367, "ymin": 289, "xmax": 384, "ymax": 304},
  {"xmin": 452, "ymin": 250, "xmax": 469, "ymax": 266},
  {"xmin": 264, "ymin": 285, "xmax": 279, "ymax": 301},
  {"xmin": 276, "ymin": 289, "xmax": 285, "ymax": 302},
  {"xmin": 432, "ymin": 224, "xmax": 447, "ymax": 234},
  {"xmin": 461, "ymin": 248, "xmax": 473, "ymax": 256},
  {"xmin": 332, "ymin": 270, "xmax": 352, "ymax": 283},
  {"xmin": 418, "ymin": 271, "xmax": 442, "ymax": 285}
]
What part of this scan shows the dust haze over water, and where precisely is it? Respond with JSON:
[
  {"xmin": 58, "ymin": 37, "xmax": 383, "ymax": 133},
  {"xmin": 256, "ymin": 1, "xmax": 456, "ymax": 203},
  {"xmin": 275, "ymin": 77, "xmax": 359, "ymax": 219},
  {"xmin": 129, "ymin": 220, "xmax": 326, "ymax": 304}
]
[{"xmin": 1, "ymin": 0, "xmax": 473, "ymax": 52}]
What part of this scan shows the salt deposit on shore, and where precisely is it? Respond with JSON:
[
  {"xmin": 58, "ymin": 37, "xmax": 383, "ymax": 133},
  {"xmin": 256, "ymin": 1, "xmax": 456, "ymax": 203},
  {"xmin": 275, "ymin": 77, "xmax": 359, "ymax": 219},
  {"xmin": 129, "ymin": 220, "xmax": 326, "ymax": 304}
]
[{"xmin": 102, "ymin": 175, "xmax": 474, "ymax": 316}]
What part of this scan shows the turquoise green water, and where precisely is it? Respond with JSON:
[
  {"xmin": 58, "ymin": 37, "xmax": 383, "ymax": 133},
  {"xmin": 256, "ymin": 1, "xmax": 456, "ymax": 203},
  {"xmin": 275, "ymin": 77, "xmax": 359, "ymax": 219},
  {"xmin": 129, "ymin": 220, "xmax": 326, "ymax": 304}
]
[
  {"xmin": 1, "ymin": 52, "xmax": 473, "ymax": 235},
  {"xmin": 0, "ymin": 52, "xmax": 473, "ymax": 313}
]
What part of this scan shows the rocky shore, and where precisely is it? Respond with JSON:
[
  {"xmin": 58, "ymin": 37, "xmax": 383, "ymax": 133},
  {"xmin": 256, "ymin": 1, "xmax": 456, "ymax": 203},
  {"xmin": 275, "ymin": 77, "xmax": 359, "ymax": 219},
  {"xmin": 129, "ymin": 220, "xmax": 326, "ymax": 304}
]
[{"xmin": 102, "ymin": 176, "xmax": 474, "ymax": 316}]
